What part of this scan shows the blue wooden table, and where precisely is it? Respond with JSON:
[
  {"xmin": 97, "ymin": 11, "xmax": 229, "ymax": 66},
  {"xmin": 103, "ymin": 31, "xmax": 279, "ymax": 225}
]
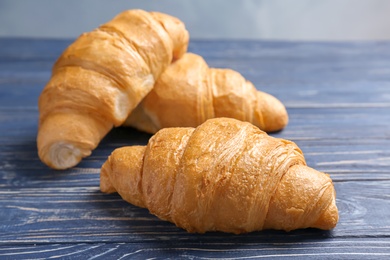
[{"xmin": 1, "ymin": 38, "xmax": 390, "ymax": 259}]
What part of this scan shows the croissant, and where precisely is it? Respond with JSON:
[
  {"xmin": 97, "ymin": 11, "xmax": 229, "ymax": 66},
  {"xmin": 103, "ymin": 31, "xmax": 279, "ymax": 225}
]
[
  {"xmin": 101, "ymin": 118, "xmax": 338, "ymax": 234},
  {"xmin": 124, "ymin": 52, "xmax": 288, "ymax": 134},
  {"xmin": 37, "ymin": 9, "xmax": 189, "ymax": 169}
]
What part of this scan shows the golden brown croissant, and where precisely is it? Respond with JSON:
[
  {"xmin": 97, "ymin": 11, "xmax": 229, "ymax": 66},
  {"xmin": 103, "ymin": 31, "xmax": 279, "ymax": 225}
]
[
  {"xmin": 37, "ymin": 9, "xmax": 189, "ymax": 169},
  {"xmin": 124, "ymin": 52, "xmax": 288, "ymax": 134},
  {"xmin": 101, "ymin": 118, "xmax": 338, "ymax": 234}
]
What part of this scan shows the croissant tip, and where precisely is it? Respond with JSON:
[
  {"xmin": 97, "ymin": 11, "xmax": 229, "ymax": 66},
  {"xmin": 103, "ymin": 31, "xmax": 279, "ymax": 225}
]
[
  {"xmin": 42, "ymin": 142, "xmax": 87, "ymax": 170},
  {"xmin": 100, "ymin": 159, "xmax": 116, "ymax": 193},
  {"xmin": 313, "ymin": 196, "xmax": 339, "ymax": 230},
  {"xmin": 256, "ymin": 91, "xmax": 289, "ymax": 132}
]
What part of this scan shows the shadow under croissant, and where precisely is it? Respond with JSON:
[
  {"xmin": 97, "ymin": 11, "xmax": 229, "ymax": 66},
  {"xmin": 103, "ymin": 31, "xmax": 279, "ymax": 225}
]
[{"xmin": 99, "ymin": 126, "xmax": 152, "ymax": 148}]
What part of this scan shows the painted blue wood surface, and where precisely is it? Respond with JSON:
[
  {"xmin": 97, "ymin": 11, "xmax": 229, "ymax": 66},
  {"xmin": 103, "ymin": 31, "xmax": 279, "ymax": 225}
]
[{"xmin": 1, "ymin": 38, "xmax": 390, "ymax": 259}]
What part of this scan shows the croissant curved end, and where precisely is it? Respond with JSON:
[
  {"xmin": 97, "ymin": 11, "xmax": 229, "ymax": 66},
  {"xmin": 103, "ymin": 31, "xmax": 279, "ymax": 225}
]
[
  {"xmin": 100, "ymin": 158, "xmax": 116, "ymax": 193},
  {"xmin": 312, "ymin": 187, "xmax": 339, "ymax": 230},
  {"xmin": 264, "ymin": 164, "xmax": 338, "ymax": 231},
  {"xmin": 257, "ymin": 91, "xmax": 289, "ymax": 132},
  {"xmin": 43, "ymin": 142, "xmax": 90, "ymax": 170}
]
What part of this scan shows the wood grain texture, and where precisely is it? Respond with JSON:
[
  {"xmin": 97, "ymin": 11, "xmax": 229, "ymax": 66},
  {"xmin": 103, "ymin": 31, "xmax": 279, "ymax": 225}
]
[
  {"xmin": 1, "ymin": 38, "xmax": 390, "ymax": 258},
  {"xmin": 0, "ymin": 181, "xmax": 389, "ymax": 244},
  {"xmin": 1, "ymin": 239, "xmax": 390, "ymax": 259}
]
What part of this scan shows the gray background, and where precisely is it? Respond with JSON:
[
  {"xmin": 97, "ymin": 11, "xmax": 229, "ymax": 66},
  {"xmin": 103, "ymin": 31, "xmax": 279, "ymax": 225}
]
[{"xmin": 1, "ymin": 0, "xmax": 390, "ymax": 40}]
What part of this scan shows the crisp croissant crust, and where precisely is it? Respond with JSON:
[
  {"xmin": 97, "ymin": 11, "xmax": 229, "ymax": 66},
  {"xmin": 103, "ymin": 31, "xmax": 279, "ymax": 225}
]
[
  {"xmin": 37, "ymin": 9, "xmax": 189, "ymax": 169},
  {"xmin": 124, "ymin": 52, "xmax": 288, "ymax": 133},
  {"xmin": 101, "ymin": 118, "xmax": 338, "ymax": 234}
]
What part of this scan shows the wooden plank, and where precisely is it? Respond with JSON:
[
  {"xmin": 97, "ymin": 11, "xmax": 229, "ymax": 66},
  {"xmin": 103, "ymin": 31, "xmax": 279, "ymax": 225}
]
[
  {"xmin": 1, "ymin": 239, "xmax": 390, "ymax": 259},
  {"xmin": 2, "ymin": 107, "xmax": 390, "ymax": 141},
  {"xmin": 2, "ymin": 39, "xmax": 390, "ymax": 110},
  {"xmin": 2, "ymin": 38, "xmax": 389, "ymax": 61},
  {"xmin": 1, "ymin": 108, "xmax": 390, "ymax": 191},
  {"xmin": 2, "ymin": 142, "xmax": 389, "ymax": 189},
  {"xmin": 0, "ymin": 38, "xmax": 70, "ymax": 60},
  {"xmin": 0, "ymin": 180, "xmax": 389, "ymax": 244},
  {"xmin": 0, "ymin": 39, "xmax": 290, "ymax": 62},
  {"xmin": 2, "ymin": 65, "xmax": 390, "ymax": 110},
  {"xmin": 2, "ymin": 76, "xmax": 390, "ymax": 109}
]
